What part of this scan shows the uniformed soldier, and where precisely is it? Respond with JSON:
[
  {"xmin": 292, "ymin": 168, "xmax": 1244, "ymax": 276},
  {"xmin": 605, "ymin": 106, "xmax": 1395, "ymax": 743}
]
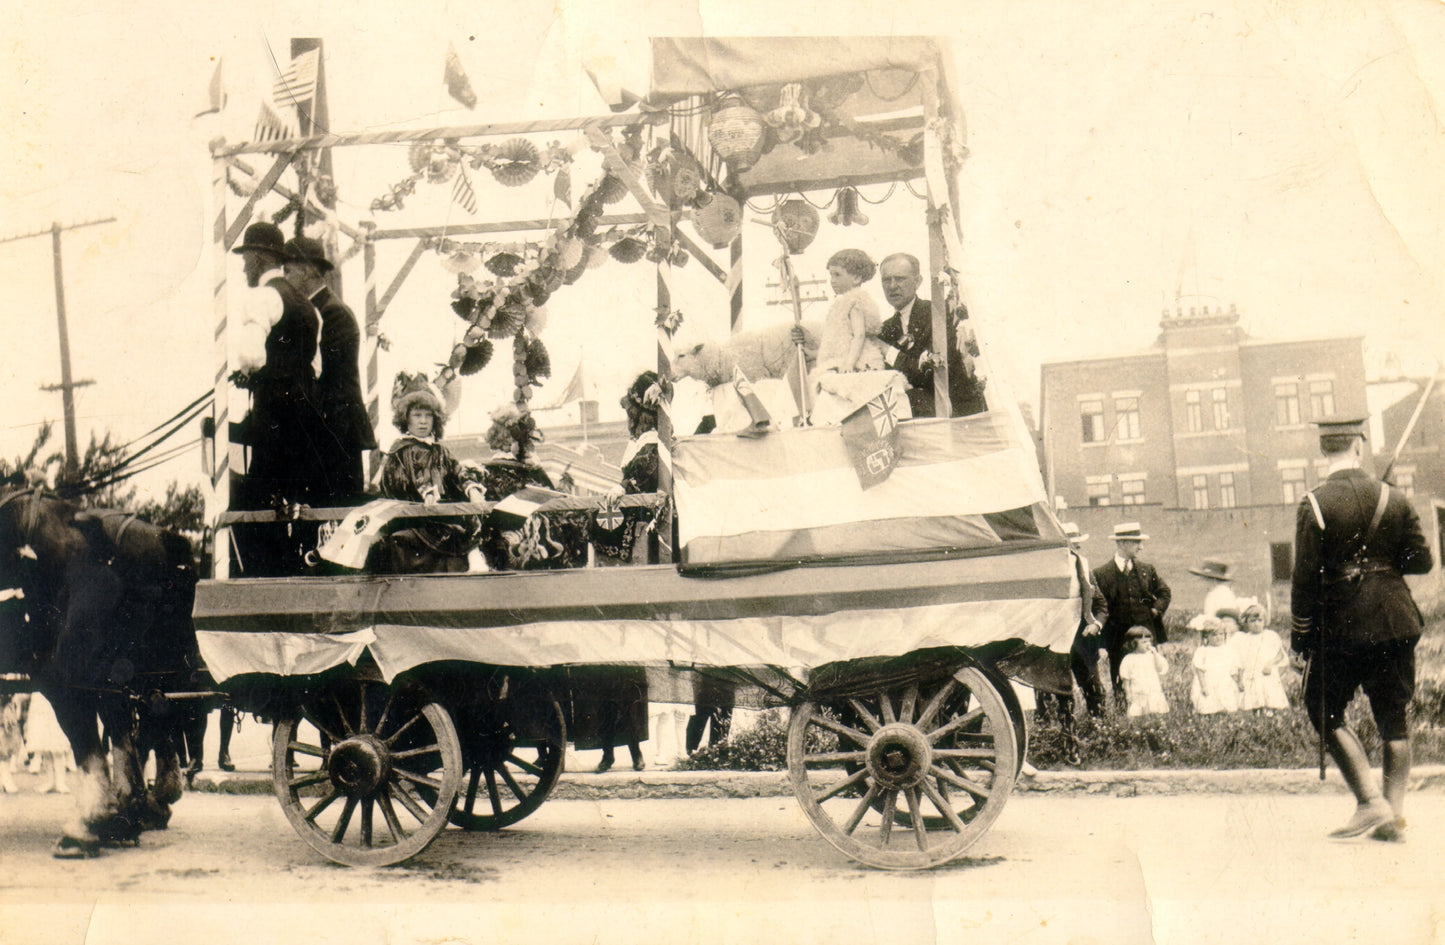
[{"xmin": 1291, "ymin": 415, "xmax": 1433, "ymax": 841}]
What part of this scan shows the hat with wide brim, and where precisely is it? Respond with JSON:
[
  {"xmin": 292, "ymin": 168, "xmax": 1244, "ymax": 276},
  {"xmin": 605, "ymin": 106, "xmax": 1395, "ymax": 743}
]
[
  {"xmin": 231, "ymin": 222, "xmax": 287, "ymax": 257},
  {"xmin": 283, "ymin": 236, "xmax": 334, "ymax": 272},
  {"xmin": 1111, "ymin": 522, "xmax": 1149, "ymax": 541},
  {"xmin": 1188, "ymin": 558, "xmax": 1231, "ymax": 581},
  {"xmin": 1060, "ymin": 522, "xmax": 1089, "ymax": 543}
]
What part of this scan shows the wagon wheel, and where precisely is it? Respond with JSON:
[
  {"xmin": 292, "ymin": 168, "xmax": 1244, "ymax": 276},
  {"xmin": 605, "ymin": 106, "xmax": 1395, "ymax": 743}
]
[
  {"xmin": 787, "ymin": 665, "xmax": 1018, "ymax": 870},
  {"xmin": 272, "ymin": 679, "xmax": 463, "ymax": 867},
  {"xmin": 449, "ymin": 696, "xmax": 566, "ymax": 831}
]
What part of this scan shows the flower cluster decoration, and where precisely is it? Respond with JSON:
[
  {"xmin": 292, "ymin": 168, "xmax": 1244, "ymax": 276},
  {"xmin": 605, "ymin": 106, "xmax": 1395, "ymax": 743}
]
[{"xmin": 370, "ymin": 137, "xmax": 576, "ymax": 213}]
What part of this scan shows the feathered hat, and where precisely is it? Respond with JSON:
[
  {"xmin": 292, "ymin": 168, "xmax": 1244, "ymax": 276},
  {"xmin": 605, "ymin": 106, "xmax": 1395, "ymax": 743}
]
[{"xmin": 391, "ymin": 371, "xmax": 447, "ymax": 432}]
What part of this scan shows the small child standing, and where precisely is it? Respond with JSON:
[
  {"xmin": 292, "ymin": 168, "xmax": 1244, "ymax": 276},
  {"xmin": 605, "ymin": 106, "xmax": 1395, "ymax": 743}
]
[
  {"xmin": 1117, "ymin": 625, "xmax": 1170, "ymax": 716},
  {"xmin": 813, "ymin": 248, "xmax": 886, "ymax": 378},
  {"xmin": 1233, "ymin": 599, "xmax": 1289, "ymax": 712},
  {"xmin": 23, "ymin": 691, "xmax": 70, "ymax": 794},
  {"xmin": 1191, "ymin": 617, "xmax": 1243, "ymax": 714}
]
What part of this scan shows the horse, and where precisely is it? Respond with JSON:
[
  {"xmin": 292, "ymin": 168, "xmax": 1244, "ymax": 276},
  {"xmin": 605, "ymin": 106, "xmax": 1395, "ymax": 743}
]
[{"xmin": 0, "ymin": 477, "xmax": 201, "ymax": 857}]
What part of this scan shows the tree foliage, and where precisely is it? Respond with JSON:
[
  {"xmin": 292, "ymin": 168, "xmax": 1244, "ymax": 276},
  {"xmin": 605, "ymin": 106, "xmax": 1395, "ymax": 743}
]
[{"xmin": 1, "ymin": 422, "xmax": 205, "ymax": 537}]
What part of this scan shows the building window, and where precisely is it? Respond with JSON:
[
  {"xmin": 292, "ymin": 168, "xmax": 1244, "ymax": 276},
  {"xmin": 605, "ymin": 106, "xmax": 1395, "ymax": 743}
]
[
  {"xmin": 1281, "ymin": 467, "xmax": 1307, "ymax": 504},
  {"xmin": 1274, "ymin": 383, "xmax": 1300, "ymax": 425},
  {"xmin": 1309, "ymin": 379, "xmax": 1335, "ymax": 418},
  {"xmin": 1395, "ymin": 469, "xmax": 1415, "ymax": 498},
  {"xmin": 1185, "ymin": 390, "xmax": 1202, "ymax": 433},
  {"xmin": 1192, "ymin": 475, "xmax": 1209, "ymax": 510},
  {"xmin": 1218, "ymin": 471, "xmax": 1236, "ymax": 508},
  {"xmin": 1080, "ymin": 400, "xmax": 1104, "ymax": 443},
  {"xmin": 1270, "ymin": 542, "xmax": 1293, "ymax": 582},
  {"xmin": 1211, "ymin": 388, "xmax": 1229, "ymax": 430},
  {"xmin": 1087, "ymin": 480, "xmax": 1111, "ymax": 507},
  {"xmin": 1120, "ymin": 478, "xmax": 1146, "ymax": 505},
  {"xmin": 1115, "ymin": 396, "xmax": 1141, "ymax": 440}
]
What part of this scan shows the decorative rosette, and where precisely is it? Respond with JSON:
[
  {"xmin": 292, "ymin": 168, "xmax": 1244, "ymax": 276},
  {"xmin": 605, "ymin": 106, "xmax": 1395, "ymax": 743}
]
[
  {"xmin": 485, "ymin": 252, "xmax": 524, "ymax": 277},
  {"xmin": 460, "ymin": 338, "xmax": 494, "ymax": 375},
  {"xmin": 609, "ymin": 237, "xmax": 647, "ymax": 264},
  {"xmin": 491, "ymin": 138, "xmax": 541, "ymax": 187}
]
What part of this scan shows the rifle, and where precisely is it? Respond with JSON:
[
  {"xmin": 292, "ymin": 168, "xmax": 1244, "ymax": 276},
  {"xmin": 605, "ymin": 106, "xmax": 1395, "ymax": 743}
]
[{"xmin": 1380, "ymin": 368, "xmax": 1438, "ymax": 484}]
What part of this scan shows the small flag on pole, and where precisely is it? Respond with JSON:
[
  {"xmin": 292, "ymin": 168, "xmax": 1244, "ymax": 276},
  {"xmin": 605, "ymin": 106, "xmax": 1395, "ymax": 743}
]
[
  {"xmin": 272, "ymin": 49, "xmax": 320, "ymax": 109},
  {"xmin": 451, "ymin": 166, "xmax": 478, "ymax": 214},
  {"xmin": 444, "ymin": 43, "xmax": 478, "ymax": 109},
  {"xmin": 195, "ymin": 58, "xmax": 226, "ymax": 117},
  {"xmin": 553, "ymin": 361, "xmax": 586, "ymax": 407},
  {"xmin": 253, "ymin": 101, "xmax": 293, "ymax": 142}
]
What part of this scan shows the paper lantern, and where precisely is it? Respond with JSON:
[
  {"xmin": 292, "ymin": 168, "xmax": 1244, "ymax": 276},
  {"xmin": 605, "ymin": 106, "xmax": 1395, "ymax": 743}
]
[
  {"xmin": 771, "ymin": 199, "xmax": 820, "ymax": 254},
  {"xmin": 691, "ymin": 193, "xmax": 742, "ymax": 248},
  {"xmin": 707, "ymin": 93, "xmax": 766, "ymax": 172}
]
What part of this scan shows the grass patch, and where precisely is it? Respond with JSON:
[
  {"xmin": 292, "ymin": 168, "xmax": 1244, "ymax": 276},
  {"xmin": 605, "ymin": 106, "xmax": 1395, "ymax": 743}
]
[{"xmin": 678, "ymin": 614, "xmax": 1445, "ymax": 772}]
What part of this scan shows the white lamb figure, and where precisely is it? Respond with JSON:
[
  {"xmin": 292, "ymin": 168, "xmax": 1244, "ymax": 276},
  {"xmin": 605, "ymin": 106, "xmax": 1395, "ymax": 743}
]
[{"xmin": 671, "ymin": 322, "xmax": 820, "ymax": 389}]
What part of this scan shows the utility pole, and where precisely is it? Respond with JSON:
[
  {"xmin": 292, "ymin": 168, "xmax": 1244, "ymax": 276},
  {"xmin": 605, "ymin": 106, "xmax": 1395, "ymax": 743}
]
[{"xmin": 0, "ymin": 216, "xmax": 115, "ymax": 475}]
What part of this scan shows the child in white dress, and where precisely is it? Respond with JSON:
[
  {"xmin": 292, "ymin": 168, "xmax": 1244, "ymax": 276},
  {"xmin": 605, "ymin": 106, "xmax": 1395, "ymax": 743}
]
[
  {"xmin": 1233, "ymin": 599, "xmax": 1289, "ymax": 712},
  {"xmin": 812, "ymin": 248, "xmax": 886, "ymax": 379},
  {"xmin": 1191, "ymin": 617, "xmax": 1243, "ymax": 714},
  {"xmin": 1118, "ymin": 625, "xmax": 1170, "ymax": 716}
]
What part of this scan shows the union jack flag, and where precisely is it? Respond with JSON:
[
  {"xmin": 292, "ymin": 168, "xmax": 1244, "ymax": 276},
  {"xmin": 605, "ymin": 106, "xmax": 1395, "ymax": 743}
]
[
  {"xmin": 866, "ymin": 387, "xmax": 900, "ymax": 438},
  {"xmin": 594, "ymin": 496, "xmax": 624, "ymax": 531}
]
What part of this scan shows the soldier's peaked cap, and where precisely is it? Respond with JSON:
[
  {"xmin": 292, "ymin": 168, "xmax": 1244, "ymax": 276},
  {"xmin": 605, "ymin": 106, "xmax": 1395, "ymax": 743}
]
[{"xmin": 1312, "ymin": 415, "xmax": 1368, "ymax": 438}]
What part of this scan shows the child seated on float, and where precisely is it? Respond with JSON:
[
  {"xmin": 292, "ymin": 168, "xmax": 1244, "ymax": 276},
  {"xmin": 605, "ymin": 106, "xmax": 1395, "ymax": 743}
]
[
  {"xmin": 1118, "ymin": 625, "xmax": 1170, "ymax": 717},
  {"xmin": 369, "ymin": 372, "xmax": 486, "ymax": 574}
]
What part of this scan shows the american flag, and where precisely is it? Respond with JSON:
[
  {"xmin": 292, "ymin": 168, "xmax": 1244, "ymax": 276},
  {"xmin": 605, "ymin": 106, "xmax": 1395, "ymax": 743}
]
[
  {"xmin": 253, "ymin": 101, "xmax": 294, "ymax": 143},
  {"xmin": 272, "ymin": 49, "xmax": 319, "ymax": 109},
  {"xmin": 451, "ymin": 166, "xmax": 478, "ymax": 214}
]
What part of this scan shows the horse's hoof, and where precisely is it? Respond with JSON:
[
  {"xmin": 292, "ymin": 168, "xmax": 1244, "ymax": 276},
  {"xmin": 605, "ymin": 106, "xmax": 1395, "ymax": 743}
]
[{"xmin": 52, "ymin": 836, "xmax": 101, "ymax": 859}]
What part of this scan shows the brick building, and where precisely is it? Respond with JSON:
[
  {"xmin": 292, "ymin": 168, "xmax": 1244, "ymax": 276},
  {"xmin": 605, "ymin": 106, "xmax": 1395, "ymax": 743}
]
[{"xmin": 1040, "ymin": 305, "xmax": 1368, "ymax": 512}]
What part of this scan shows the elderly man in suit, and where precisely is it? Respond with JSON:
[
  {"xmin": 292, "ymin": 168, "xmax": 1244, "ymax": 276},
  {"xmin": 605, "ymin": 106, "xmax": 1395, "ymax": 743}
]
[
  {"xmin": 283, "ymin": 236, "xmax": 377, "ymax": 504},
  {"xmin": 1291, "ymin": 416, "xmax": 1432, "ymax": 841},
  {"xmin": 1091, "ymin": 522, "xmax": 1172, "ymax": 708},
  {"xmin": 876, "ymin": 252, "xmax": 987, "ymax": 418}
]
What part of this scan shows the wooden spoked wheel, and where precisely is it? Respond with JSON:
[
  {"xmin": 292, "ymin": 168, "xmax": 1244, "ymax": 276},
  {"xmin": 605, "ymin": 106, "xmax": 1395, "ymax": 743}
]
[
  {"xmin": 272, "ymin": 680, "xmax": 462, "ymax": 867},
  {"xmin": 787, "ymin": 665, "xmax": 1019, "ymax": 870},
  {"xmin": 448, "ymin": 697, "xmax": 566, "ymax": 831}
]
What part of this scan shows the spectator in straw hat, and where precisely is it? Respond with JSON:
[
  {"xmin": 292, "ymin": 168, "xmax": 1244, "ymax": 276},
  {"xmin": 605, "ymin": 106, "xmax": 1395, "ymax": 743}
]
[
  {"xmin": 1091, "ymin": 522, "xmax": 1171, "ymax": 709},
  {"xmin": 1189, "ymin": 557, "xmax": 1238, "ymax": 620},
  {"xmin": 284, "ymin": 236, "xmax": 377, "ymax": 504}
]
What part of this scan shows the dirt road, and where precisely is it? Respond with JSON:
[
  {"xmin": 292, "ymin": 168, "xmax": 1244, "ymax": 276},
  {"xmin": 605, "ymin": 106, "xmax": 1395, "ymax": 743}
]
[{"xmin": 2, "ymin": 786, "xmax": 1441, "ymax": 945}]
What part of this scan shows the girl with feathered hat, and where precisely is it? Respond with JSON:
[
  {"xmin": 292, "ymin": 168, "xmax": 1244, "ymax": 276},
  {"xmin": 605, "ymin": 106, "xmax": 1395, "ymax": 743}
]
[{"xmin": 370, "ymin": 371, "xmax": 485, "ymax": 573}]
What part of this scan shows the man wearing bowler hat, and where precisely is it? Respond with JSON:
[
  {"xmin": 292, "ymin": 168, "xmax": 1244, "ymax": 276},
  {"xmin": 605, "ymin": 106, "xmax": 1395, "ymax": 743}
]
[
  {"xmin": 284, "ymin": 236, "xmax": 377, "ymax": 504},
  {"xmin": 1291, "ymin": 415, "xmax": 1432, "ymax": 841},
  {"xmin": 1091, "ymin": 522, "xmax": 1172, "ymax": 708},
  {"xmin": 230, "ymin": 221, "xmax": 325, "ymax": 573}
]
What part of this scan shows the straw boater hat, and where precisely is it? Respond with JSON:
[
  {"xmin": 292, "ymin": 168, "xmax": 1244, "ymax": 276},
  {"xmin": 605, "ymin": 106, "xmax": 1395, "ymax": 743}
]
[
  {"xmin": 1061, "ymin": 522, "xmax": 1089, "ymax": 543},
  {"xmin": 283, "ymin": 236, "xmax": 335, "ymax": 272},
  {"xmin": 1188, "ymin": 558, "xmax": 1232, "ymax": 581},
  {"xmin": 1111, "ymin": 522, "xmax": 1149, "ymax": 542},
  {"xmin": 231, "ymin": 222, "xmax": 287, "ymax": 258},
  {"xmin": 391, "ymin": 371, "xmax": 447, "ymax": 433}
]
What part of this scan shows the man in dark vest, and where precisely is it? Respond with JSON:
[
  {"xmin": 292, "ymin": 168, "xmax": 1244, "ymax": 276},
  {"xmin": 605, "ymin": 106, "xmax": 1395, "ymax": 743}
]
[
  {"xmin": 283, "ymin": 236, "xmax": 377, "ymax": 504},
  {"xmin": 1091, "ymin": 522, "xmax": 1171, "ymax": 707},
  {"xmin": 1291, "ymin": 416, "xmax": 1432, "ymax": 841},
  {"xmin": 230, "ymin": 221, "xmax": 325, "ymax": 574},
  {"xmin": 876, "ymin": 252, "xmax": 987, "ymax": 418}
]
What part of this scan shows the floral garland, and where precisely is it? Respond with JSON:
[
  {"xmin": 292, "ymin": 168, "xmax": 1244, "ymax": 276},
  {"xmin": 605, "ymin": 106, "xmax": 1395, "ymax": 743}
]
[
  {"xmin": 435, "ymin": 156, "xmax": 687, "ymax": 463},
  {"xmin": 371, "ymin": 137, "xmax": 575, "ymax": 212}
]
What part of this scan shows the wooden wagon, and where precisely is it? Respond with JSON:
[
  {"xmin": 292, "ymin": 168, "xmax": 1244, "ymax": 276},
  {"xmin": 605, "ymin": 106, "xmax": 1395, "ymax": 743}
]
[{"xmin": 194, "ymin": 36, "xmax": 1084, "ymax": 870}]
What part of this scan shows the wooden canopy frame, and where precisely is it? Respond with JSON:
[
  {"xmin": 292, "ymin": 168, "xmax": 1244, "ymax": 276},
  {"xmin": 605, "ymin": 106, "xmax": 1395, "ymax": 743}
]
[{"xmin": 207, "ymin": 37, "xmax": 990, "ymax": 577}]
